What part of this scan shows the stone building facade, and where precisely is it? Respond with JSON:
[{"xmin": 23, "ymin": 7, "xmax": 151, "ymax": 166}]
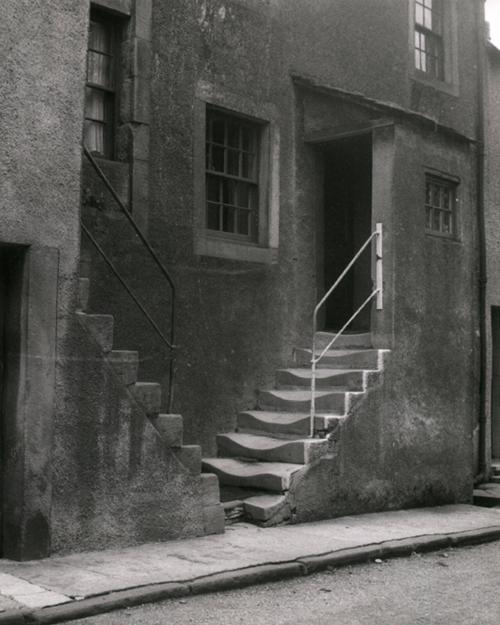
[{"xmin": 0, "ymin": 0, "xmax": 489, "ymax": 558}]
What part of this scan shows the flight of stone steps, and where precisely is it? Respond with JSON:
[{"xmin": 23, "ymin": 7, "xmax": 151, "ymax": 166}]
[
  {"xmin": 473, "ymin": 461, "xmax": 500, "ymax": 508},
  {"xmin": 203, "ymin": 332, "xmax": 387, "ymax": 526},
  {"xmin": 76, "ymin": 271, "xmax": 224, "ymax": 534}
]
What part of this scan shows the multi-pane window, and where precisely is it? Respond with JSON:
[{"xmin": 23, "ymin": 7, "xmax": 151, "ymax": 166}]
[
  {"xmin": 84, "ymin": 11, "xmax": 116, "ymax": 158},
  {"xmin": 425, "ymin": 175, "xmax": 456, "ymax": 237},
  {"xmin": 414, "ymin": 0, "xmax": 444, "ymax": 80},
  {"xmin": 205, "ymin": 109, "xmax": 260, "ymax": 240}
]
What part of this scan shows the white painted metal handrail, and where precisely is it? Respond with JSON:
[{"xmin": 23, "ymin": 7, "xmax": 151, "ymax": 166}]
[{"xmin": 309, "ymin": 223, "xmax": 383, "ymax": 437}]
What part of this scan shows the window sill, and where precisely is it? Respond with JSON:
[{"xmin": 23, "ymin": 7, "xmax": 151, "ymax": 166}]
[
  {"xmin": 194, "ymin": 232, "xmax": 278, "ymax": 264},
  {"xmin": 411, "ymin": 73, "xmax": 458, "ymax": 97}
]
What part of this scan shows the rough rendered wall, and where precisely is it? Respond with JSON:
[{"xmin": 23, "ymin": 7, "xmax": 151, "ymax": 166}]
[{"xmin": 484, "ymin": 48, "xmax": 500, "ymax": 466}]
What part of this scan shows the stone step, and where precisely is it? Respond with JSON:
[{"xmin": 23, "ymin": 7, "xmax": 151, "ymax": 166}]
[
  {"xmin": 76, "ymin": 312, "xmax": 114, "ymax": 352},
  {"xmin": 473, "ymin": 483, "xmax": 500, "ymax": 507},
  {"xmin": 108, "ymin": 350, "xmax": 139, "ymax": 386},
  {"xmin": 491, "ymin": 461, "xmax": 500, "ymax": 475},
  {"xmin": 258, "ymin": 388, "xmax": 347, "ymax": 413},
  {"xmin": 202, "ymin": 458, "xmax": 302, "ymax": 492},
  {"xmin": 243, "ymin": 493, "xmax": 291, "ymax": 524},
  {"xmin": 217, "ymin": 432, "xmax": 329, "ymax": 464},
  {"xmin": 294, "ymin": 347, "xmax": 380, "ymax": 370},
  {"xmin": 490, "ymin": 475, "xmax": 500, "ymax": 484},
  {"xmin": 315, "ymin": 331, "xmax": 372, "ymax": 349},
  {"xmin": 276, "ymin": 368, "xmax": 365, "ymax": 390},
  {"xmin": 237, "ymin": 410, "xmax": 344, "ymax": 438},
  {"xmin": 132, "ymin": 381, "xmax": 162, "ymax": 416},
  {"xmin": 78, "ymin": 277, "xmax": 90, "ymax": 312},
  {"xmin": 150, "ymin": 413, "xmax": 183, "ymax": 447}
]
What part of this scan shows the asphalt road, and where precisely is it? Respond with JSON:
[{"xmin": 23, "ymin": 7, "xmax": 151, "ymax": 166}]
[{"xmin": 61, "ymin": 541, "xmax": 500, "ymax": 625}]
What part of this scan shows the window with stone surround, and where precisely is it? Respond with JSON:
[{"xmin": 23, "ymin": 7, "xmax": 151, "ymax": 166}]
[
  {"xmin": 425, "ymin": 174, "xmax": 457, "ymax": 238},
  {"xmin": 84, "ymin": 9, "xmax": 118, "ymax": 159},
  {"xmin": 205, "ymin": 108, "xmax": 261, "ymax": 241},
  {"xmin": 414, "ymin": 0, "xmax": 444, "ymax": 80}
]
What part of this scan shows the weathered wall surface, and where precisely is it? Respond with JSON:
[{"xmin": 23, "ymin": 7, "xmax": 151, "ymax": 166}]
[
  {"xmin": 51, "ymin": 317, "xmax": 208, "ymax": 554},
  {"xmin": 484, "ymin": 46, "xmax": 500, "ymax": 467}
]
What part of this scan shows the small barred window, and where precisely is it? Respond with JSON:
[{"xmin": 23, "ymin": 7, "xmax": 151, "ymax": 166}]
[{"xmin": 425, "ymin": 175, "xmax": 457, "ymax": 237}]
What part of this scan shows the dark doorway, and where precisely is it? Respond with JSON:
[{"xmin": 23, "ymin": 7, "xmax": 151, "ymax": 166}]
[
  {"xmin": 0, "ymin": 245, "xmax": 25, "ymax": 557},
  {"xmin": 322, "ymin": 134, "xmax": 372, "ymax": 331},
  {"xmin": 491, "ymin": 307, "xmax": 500, "ymax": 461}
]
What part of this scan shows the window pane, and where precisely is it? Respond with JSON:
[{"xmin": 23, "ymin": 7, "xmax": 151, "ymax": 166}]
[
  {"xmin": 89, "ymin": 20, "xmax": 111, "ymax": 54},
  {"xmin": 87, "ymin": 51, "xmax": 113, "ymax": 88},
  {"xmin": 209, "ymin": 145, "xmax": 225, "ymax": 172},
  {"xmin": 432, "ymin": 210, "xmax": 441, "ymax": 231},
  {"xmin": 241, "ymin": 126, "xmax": 254, "ymax": 151},
  {"xmin": 222, "ymin": 206, "xmax": 236, "ymax": 233},
  {"xmin": 85, "ymin": 87, "xmax": 106, "ymax": 121},
  {"xmin": 241, "ymin": 153, "xmax": 255, "ymax": 179},
  {"xmin": 227, "ymin": 123, "xmax": 240, "ymax": 148},
  {"xmin": 207, "ymin": 175, "xmax": 220, "ymax": 202},
  {"xmin": 211, "ymin": 119, "xmax": 225, "ymax": 144},
  {"xmin": 222, "ymin": 179, "xmax": 236, "ymax": 205},
  {"xmin": 227, "ymin": 149, "xmax": 240, "ymax": 176},
  {"xmin": 432, "ymin": 185, "xmax": 440, "ymax": 207},
  {"xmin": 415, "ymin": 3, "xmax": 424, "ymax": 26},
  {"xmin": 426, "ymin": 207, "xmax": 433, "ymax": 229},
  {"xmin": 237, "ymin": 209, "xmax": 250, "ymax": 236},
  {"xmin": 442, "ymin": 212, "xmax": 451, "ymax": 234},
  {"xmin": 207, "ymin": 203, "xmax": 221, "ymax": 230},
  {"xmin": 84, "ymin": 119, "xmax": 105, "ymax": 154},
  {"xmin": 237, "ymin": 182, "xmax": 250, "ymax": 208}
]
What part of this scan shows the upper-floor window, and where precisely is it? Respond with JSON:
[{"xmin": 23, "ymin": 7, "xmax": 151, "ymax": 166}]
[
  {"xmin": 205, "ymin": 108, "xmax": 260, "ymax": 240},
  {"xmin": 414, "ymin": 0, "xmax": 444, "ymax": 80},
  {"xmin": 84, "ymin": 10, "xmax": 117, "ymax": 159},
  {"xmin": 425, "ymin": 174, "xmax": 457, "ymax": 238}
]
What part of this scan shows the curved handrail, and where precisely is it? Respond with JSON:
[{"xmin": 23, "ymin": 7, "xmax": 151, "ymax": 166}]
[
  {"xmin": 310, "ymin": 223, "xmax": 383, "ymax": 437},
  {"xmin": 82, "ymin": 146, "xmax": 177, "ymax": 411}
]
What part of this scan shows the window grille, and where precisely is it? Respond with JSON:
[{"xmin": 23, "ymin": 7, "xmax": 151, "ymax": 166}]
[
  {"xmin": 425, "ymin": 175, "xmax": 456, "ymax": 237},
  {"xmin": 414, "ymin": 0, "xmax": 444, "ymax": 80},
  {"xmin": 84, "ymin": 11, "xmax": 116, "ymax": 158},
  {"xmin": 205, "ymin": 109, "xmax": 260, "ymax": 240}
]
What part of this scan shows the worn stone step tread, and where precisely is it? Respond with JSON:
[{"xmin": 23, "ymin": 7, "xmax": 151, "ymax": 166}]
[
  {"xmin": 202, "ymin": 458, "xmax": 302, "ymax": 492},
  {"xmin": 262, "ymin": 388, "xmax": 348, "ymax": 400},
  {"xmin": 238, "ymin": 411, "xmax": 345, "ymax": 436},
  {"xmin": 218, "ymin": 431, "xmax": 325, "ymax": 449},
  {"xmin": 278, "ymin": 368, "xmax": 370, "ymax": 378},
  {"xmin": 315, "ymin": 331, "xmax": 372, "ymax": 348},
  {"xmin": 243, "ymin": 494, "xmax": 288, "ymax": 522}
]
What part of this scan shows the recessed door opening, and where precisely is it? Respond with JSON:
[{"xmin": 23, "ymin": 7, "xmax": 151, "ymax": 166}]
[
  {"xmin": 491, "ymin": 306, "xmax": 500, "ymax": 462},
  {"xmin": 322, "ymin": 133, "xmax": 373, "ymax": 332},
  {"xmin": 0, "ymin": 245, "xmax": 25, "ymax": 558}
]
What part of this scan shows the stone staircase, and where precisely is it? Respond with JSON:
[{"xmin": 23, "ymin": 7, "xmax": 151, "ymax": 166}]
[
  {"xmin": 203, "ymin": 332, "xmax": 388, "ymax": 526},
  {"xmin": 473, "ymin": 461, "xmax": 500, "ymax": 508},
  {"xmin": 76, "ymin": 268, "xmax": 225, "ymax": 536}
]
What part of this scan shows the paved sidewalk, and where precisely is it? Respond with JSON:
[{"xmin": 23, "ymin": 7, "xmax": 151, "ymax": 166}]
[{"xmin": 0, "ymin": 504, "xmax": 499, "ymax": 624}]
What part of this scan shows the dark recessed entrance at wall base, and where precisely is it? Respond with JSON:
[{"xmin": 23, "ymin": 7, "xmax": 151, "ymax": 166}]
[
  {"xmin": 0, "ymin": 245, "xmax": 25, "ymax": 558},
  {"xmin": 322, "ymin": 134, "xmax": 373, "ymax": 332},
  {"xmin": 491, "ymin": 306, "xmax": 500, "ymax": 462}
]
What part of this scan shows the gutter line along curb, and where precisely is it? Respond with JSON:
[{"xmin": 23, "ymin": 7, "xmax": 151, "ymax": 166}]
[{"xmin": 1, "ymin": 525, "xmax": 499, "ymax": 625}]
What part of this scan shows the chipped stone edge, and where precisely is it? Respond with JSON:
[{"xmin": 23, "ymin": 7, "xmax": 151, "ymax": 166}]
[{"xmin": 2, "ymin": 526, "xmax": 500, "ymax": 625}]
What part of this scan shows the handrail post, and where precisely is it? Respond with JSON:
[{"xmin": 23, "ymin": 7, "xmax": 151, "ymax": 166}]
[
  {"xmin": 376, "ymin": 222, "xmax": 383, "ymax": 310},
  {"xmin": 309, "ymin": 223, "xmax": 383, "ymax": 439}
]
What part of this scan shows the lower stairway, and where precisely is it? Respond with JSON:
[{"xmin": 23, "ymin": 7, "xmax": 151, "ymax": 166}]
[
  {"xmin": 202, "ymin": 332, "xmax": 388, "ymax": 526},
  {"xmin": 473, "ymin": 461, "xmax": 500, "ymax": 508}
]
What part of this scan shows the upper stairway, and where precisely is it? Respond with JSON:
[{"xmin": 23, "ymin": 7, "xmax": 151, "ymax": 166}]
[{"xmin": 203, "ymin": 331, "xmax": 389, "ymax": 526}]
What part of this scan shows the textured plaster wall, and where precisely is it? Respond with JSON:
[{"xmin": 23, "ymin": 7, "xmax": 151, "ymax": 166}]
[
  {"xmin": 52, "ymin": 317, "xmax": 206, "ymax": 554},
  {"xmin": 484, "ymin": 48, "xmax": 500, "ymax": 466}
]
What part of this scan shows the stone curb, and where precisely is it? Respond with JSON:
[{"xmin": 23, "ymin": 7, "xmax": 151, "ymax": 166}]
[{"xmin": 0, "ymin": 526, "xmax": 499, "ymax": 625}]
